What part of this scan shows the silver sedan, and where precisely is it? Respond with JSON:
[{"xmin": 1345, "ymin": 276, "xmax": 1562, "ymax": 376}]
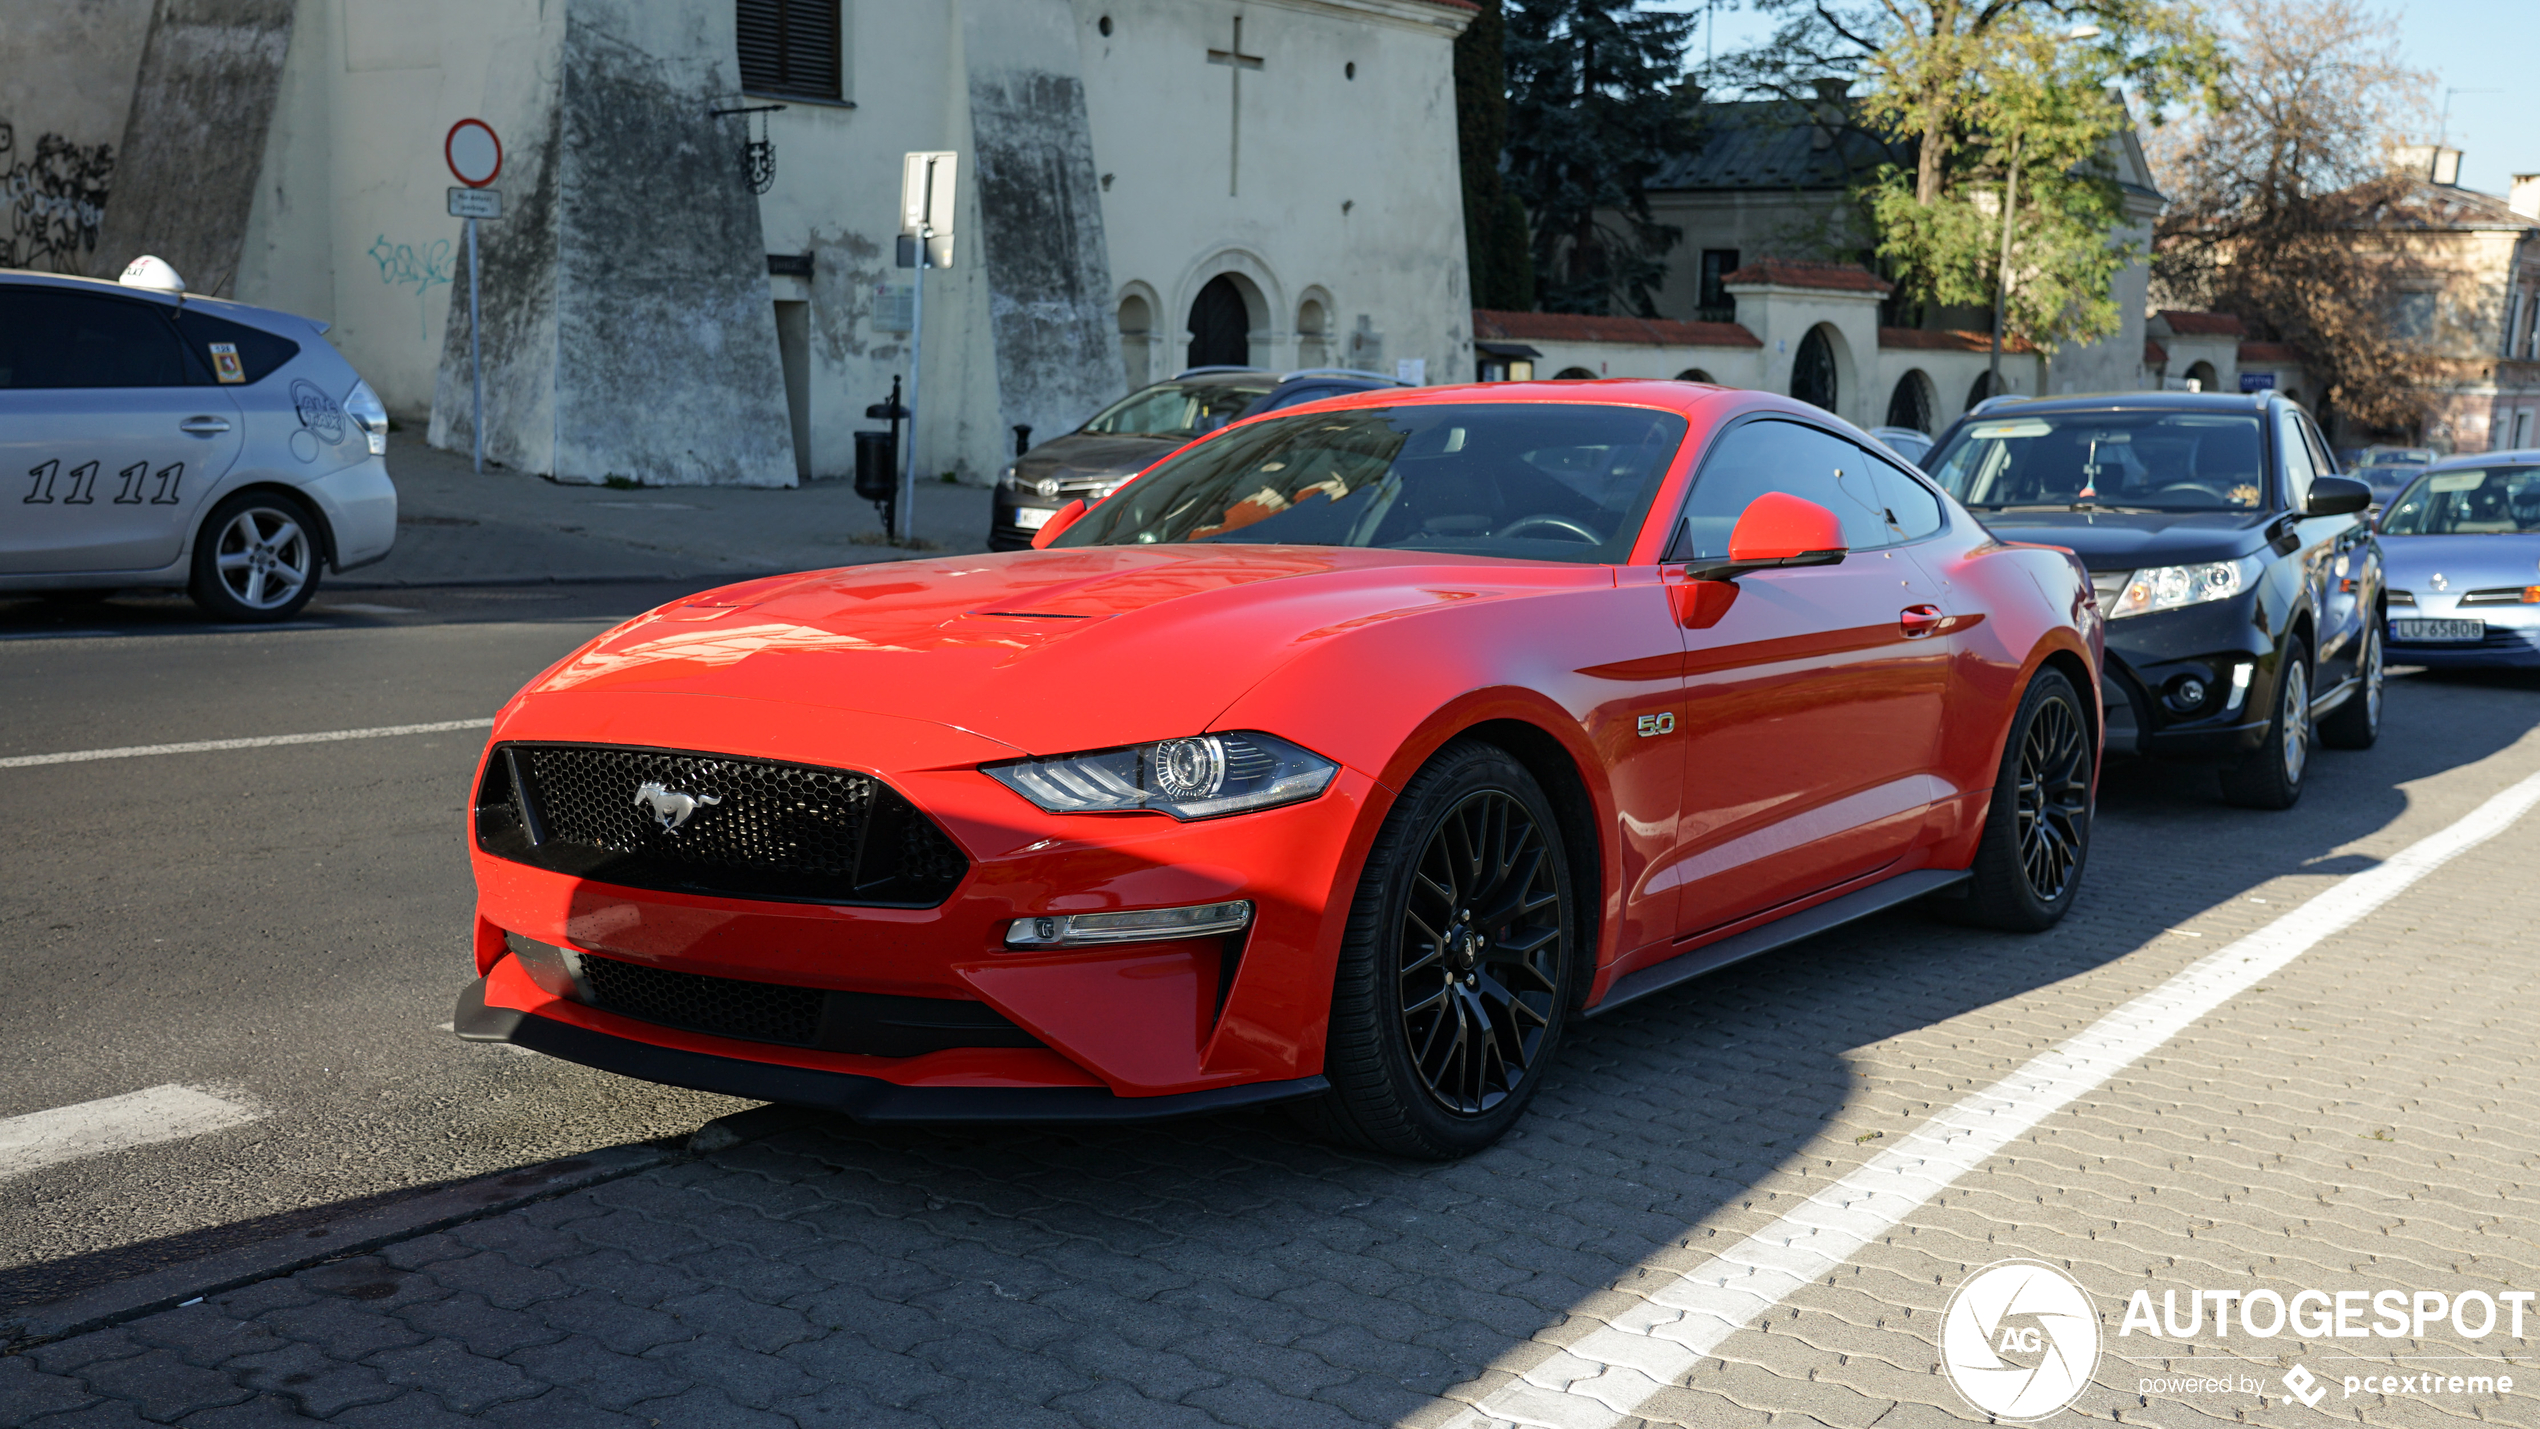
[{"xmin": 0, "ymin": 259, "xmax": 396, "ymax": 620}]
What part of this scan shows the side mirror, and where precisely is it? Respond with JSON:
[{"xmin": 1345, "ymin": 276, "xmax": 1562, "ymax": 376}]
[
  {"xmin": 2305, "ymin": 474, "xmax": 2372, "ymax": 518},
  {"xmin": 1684, "ymin": 493, "xmax": 1848, "ymax": 582},
  {"xmin": 1030, "ymin": 499, "xmax": 1087, "ymax": 550}
]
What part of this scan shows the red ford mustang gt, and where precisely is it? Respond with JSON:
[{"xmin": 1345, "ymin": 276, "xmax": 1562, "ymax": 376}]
[{"xmin": 456, "ymin": 382, "xmax": 2102, "ymax": 1157}]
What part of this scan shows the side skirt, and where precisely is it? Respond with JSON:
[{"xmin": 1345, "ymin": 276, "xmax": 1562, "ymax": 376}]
[{"xmin": 1585, "ymin": 868, "xmax": 1971, "ymax": 1018}]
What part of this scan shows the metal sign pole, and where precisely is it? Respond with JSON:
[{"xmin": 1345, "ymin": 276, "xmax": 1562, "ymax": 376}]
[
  {"xmin": 468, "ymin": 215, "xmax": 483, "ymax": 474},
  {"xmin": 900, "ymin": 230, "xmax": 925, "ymax": 546}
]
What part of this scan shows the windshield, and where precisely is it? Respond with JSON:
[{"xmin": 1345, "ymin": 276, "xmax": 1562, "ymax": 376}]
[
  {"xmin": 1926, "ymin": 411, "xmax": 2270, "ymax": 512},
  {"xmin": 1080, "ymin": 378, "xmax": 1277, "ymax": 439},
  {"xmin": 1051, "ymin": 403, "xmax": 1687, "ymax": 564},
  {"xmin": 2380, "ymin": 466, "xmax": 2540, "ymax": 535}
]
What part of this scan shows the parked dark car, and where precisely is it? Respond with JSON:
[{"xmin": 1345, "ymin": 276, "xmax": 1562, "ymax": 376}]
[
  {"xmin": 989, "ymin": 369, "xmax": 1407, "ymax": 550},
  {"xmin": 1922, "ymin": 391, "xmax": 2381, "ymax": 809},
  {"xmin": 989, "ymin": 370, "xmax": 1277, "ymax": 550}
]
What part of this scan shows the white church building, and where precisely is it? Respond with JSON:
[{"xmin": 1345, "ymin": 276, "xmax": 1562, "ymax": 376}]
[{"xmin": 3, "ymin": 0, "xmax": 1478, "ymax": 486}]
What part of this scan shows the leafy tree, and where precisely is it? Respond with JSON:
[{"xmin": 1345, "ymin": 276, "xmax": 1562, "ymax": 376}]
[
  {"xmin": 1723, "ymin": 1, "xmax": 2219, "ymax": 353},
  {"xmin": 2149, "ymin": 0, "xmax": 2438, "ymax": 434},
  {"xmin": 1454, "ymin": 0, "xmax": 1536, "ymax": 310},
  {"xmin": 1505, "ymin": 0, "xmax": 1699, "ymax": 315}
]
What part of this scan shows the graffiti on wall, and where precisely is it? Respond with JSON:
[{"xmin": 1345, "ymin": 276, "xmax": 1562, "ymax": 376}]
[
  {"xmin": 368, "ymin": 234, "xmax": 454, "ymax": 339},
  {"xmin": 1, "ymin": 120, "xmax": 115, "ymax": 272}
]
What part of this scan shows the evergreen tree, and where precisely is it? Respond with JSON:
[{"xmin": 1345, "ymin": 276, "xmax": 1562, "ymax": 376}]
[
  {"xmin": 1505, "ymin": 0, "xmax": 1697, "ymax": 316},
  {"xmin": 1454, "ymin": 0, "xmax": 1534, "ymax": 310}
]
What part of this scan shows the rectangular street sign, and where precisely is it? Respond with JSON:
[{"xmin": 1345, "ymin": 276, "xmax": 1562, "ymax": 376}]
[
  {"xmin": 447, "ymin": 187, "xmax": 502, "ymax": 220},
  {"xmin": 899, "ymin": 151, "xmax": 957, "ymax": 238}
]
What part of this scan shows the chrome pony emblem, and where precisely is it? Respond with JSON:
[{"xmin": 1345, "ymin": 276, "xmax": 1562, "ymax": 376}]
[{"xmin": 634, "ymin": 781, "xmax": 721, "ymax": 832}]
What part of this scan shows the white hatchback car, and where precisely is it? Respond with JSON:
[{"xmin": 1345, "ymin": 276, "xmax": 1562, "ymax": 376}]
[{"xmin": 0, "ymin": 260, "xmax": 396, "ymax": 620}]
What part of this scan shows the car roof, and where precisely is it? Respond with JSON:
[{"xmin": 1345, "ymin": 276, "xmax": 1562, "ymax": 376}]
[
  {"xmin": 2426, "ymin": 448, "xmax": 2540, "ymax": 470},
  {"xmin": 0, "ymin": 266, "xmax": 319, "ymax": 335},
  {"xmin": 1955, "ymin": 390, "xmax": 2283, "ymax": 417}
]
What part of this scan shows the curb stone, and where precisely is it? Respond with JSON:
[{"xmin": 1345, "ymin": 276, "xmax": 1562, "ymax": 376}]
[{"xmin": 0, "ymin": 1104, "xmax": 819, "ymax": 1354}]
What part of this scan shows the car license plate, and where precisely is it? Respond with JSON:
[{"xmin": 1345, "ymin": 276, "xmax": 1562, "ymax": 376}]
[
  {"xmin": 2390, "ymin": 618, "xmax": 2483, "ymax": 642},
  {"xmin": 1013, "ymin": 506, "xmax": 1054, "ymax": 530}
]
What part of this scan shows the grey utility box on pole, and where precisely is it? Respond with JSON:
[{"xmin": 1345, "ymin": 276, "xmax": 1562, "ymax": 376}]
[{"xmin": 896, "ymin": 150, "xmax": 956, "ymax": 544}]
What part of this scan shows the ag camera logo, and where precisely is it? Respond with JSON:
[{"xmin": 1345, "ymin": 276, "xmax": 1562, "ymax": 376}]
[{"xmin": 1941, "ymin": 1260, "xmax": 2101, "ymax": 1421}]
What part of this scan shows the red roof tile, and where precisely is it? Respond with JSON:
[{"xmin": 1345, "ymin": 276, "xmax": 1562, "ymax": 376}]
[
  {"xmin": 1720, "ymin": 258, "xmax": 1893, "ymax": 295},
  {"xmin": 1472, "ymin": 308, "xmax": 1762, "ymax": 349},
  {"xmin": 2145, "ymin": 338, "xmax": 2169, "ymax": 366},
  {"xmin": 2155, "ymin": 310, "xmax": 2248, "ymax": 336},
  {"xmin": 1878, "ymin": 326, "xmax": 2038, "ymax": 355}
]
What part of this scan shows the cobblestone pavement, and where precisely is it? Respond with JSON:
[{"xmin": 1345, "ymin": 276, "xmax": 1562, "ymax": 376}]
[{"xmin": 5, "ymin": 667, "xmax": 2537, "ymax": 1427}]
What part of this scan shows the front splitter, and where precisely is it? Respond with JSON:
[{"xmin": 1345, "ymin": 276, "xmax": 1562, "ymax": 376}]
[{"xmin": 451, "ymin": 979, "xmax": 1328, "ymax": 1125}]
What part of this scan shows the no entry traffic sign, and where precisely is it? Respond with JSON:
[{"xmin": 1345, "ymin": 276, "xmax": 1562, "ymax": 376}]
[{"xmin": 445, "ymin": 119, "xmax": 502, "ymax": 187}]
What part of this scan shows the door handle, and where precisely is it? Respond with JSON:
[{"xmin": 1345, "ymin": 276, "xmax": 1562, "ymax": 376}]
[
  {"xmin": 180, "ymin": 416, "xmax": 232, "ymax": 435},
  {"xmin": 1900, "ymin": 604, "xmax": 1945, "ymax": 638}
]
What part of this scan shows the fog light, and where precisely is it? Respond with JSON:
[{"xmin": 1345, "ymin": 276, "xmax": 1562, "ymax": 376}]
[
  {"xmin": 1005, "ymin": 900, "xmax": 1253, "ymax": 949},
  {"xmin": 2225, "ymin": 662, "xmax": 2254, "ymax": 712},
  {"xmin": 2164, "ymin": 675, "xmax": 2209, "ymax": 713},
  {"xmin": 504, "ymin": 931, "xmax": 587, "ymax": 1000}
]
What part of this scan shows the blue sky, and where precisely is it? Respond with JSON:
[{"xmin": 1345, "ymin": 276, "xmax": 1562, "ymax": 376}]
[{"xmin": 1651, "ymin": 0, "xmax": 2533, "ymax": 196}]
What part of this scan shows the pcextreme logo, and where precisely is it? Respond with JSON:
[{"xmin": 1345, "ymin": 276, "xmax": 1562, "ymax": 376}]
[{"xmin": 1940, "ymin": 1260, "xmax": 2102, "ymax": 1422}]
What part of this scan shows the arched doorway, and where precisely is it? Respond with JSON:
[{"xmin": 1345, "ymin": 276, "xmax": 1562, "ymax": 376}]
[
  {"xmin": 1117, "ymin": 294, "xmax": 1153, "ymax": 390},
  {"xmin": 1553, "ymin": 367, "xmax": 1596, "ymax": 379},
  {"xmin": 1186, "ymin": 275, "xmax": 1251, "ymax": 369},
  {"xmin": 1885, "ymin": 369, "xmax": 1935, "ymax": 431},
  {"xmin": 1967, "ymin": 370, "xmax": 2001, "ymax": 408},
  {"xmin": 1295, "ymin": 298, "xmax": 1330, "ymax": 369},
  {"xmin": 1791, "ymin": 326, "xmax": 1838, "ymax": 412},
  {"xmin": 2184, "ymin": 360, "xmax": 2218, "ymax": 393},
  {"xmin": 1675, "ymin": 368, "xmax": 1714, "ymax": 383}
]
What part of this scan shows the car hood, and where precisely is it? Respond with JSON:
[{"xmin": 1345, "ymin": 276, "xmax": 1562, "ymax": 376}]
[
  {"xmin": 517, "ymin": 546, "xmax": 1604, "ymax": 757},
  {"xmin": 1972, "ymin": 508, "xmax": 2266, "ymax": 570},
  {"xmin": 1013, "ymin": 431, "xmax": 1183, "ymax": 487},
  {"xmin": 2377, "ymin": 532, "xmax": 2540, "ymax": 587}
]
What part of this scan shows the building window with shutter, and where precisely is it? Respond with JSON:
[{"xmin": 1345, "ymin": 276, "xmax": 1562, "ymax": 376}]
[{"xmin": 738, "ymin": 0, "xmax": 845, "ymax": 103}]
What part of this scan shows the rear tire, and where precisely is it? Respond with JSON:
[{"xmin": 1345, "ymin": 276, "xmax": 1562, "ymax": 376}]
[
  {"xmin": 1949, "ymin": 668, "xmax": 2093, "ymax": 931},
  {"xmin": 2219, "ymin": 636, "xmax": 2312, "ymax": 809},
  {"xmin": 1292, "ymin": 740, "xmax": 1577, "ymax": 1159},
  {"xmin": 189, "ymin": 490, "xmax": 321, "ymax": 622},
  {"xmin": 2318, "ymin": 623, "xmax": 2381, "ymax": 750}
]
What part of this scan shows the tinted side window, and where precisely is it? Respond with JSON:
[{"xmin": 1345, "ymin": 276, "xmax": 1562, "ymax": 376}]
[
  {"xmin": 175, "ymin": 309, "xmax": 300, "ymax": 385},
  {"xmin": 0, "ymin": 289, "xmax": 190, "ymax": 388},
  {"xmin": 1670, "ymin": 419, "xmax": 1893, "ymax": 558},
  {"xmin": 1857, "ymin": 444, "xmax": 1945, "ymax": 541}
]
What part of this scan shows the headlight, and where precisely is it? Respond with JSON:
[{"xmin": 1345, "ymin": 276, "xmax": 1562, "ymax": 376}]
[
  {"xmin": 344, "ymin": 378, "xmax": 390, "ymax": 457},
  {"xmin": 985, "ymin": 731, "xmax": 1337, "ymax": 820},
  {"xmin": 996, "ymin": 463, "xmax": 1019, "ymax": 490},
  {"xmin": 2106, "ymin": 557, "xmax": 2261, "ymax": 618}
]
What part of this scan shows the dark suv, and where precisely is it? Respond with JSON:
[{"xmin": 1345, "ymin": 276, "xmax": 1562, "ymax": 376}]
[
  {"xmin": 989, "ymin": 369, "xmax": 1406, "ymax": 550},
  {"xmin": 1921, "ymin": 391, "xmax": 2380, "ymax": 808}
]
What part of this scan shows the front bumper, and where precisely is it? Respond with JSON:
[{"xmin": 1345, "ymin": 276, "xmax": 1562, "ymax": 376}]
[
  {"xmin": 455, "ymin": 976, "xmax": 1326, "ymax": 1122},
  {"xmin": 990, "ymin": 496, "xmax": 1059, "ymax": 551},
  {"xmin": 2098, "ymin": 596, "xmax": 2277, "ymax": 759},
  {"xmin": 466, "ymin": 701, "xmax": 1376, "ymax": 1106}
]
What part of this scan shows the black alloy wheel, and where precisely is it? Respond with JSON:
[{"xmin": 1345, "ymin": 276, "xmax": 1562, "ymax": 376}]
[
  {"xmin": 2013, "ymin": 691, "xmax": 2091, "ymax": 903},
  {"xmin": 2220, "ymin": 635, "xmax": 2313, "ymax": 809},
  {"xmin": 1947, "ymin": 668, "xmax": 2092, "ymax": 931},
  {"xmin": 2319, "ymin": 623, "xmax": 2382, "ymax": 749},
  {"xmin": 1396, "ymin": 789, "xmax": 1567, "ymax": 1116},
  {"xmin": 1297, "ymin": 740, "xmax": 1577, "ymax": 1158}
]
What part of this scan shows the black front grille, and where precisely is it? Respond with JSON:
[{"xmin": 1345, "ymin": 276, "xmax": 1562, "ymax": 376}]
[
  {"xmin": 580, "ymin": 954, "xmax": 824, "ymax": 1046},
  {"xmin": 476, "ymin": 743, "xmax": 968, "ymax": 905},
  {"xmin": 572, "ymin": 953, "xmax": 1041, "ymax": 1056}
]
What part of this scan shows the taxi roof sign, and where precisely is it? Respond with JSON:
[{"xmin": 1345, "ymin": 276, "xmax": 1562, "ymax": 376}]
[{"xmin": 117, "ymin": 255, "xmax": 185, "ymax": 294}]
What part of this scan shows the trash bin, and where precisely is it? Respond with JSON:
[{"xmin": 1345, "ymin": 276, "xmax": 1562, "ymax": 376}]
[{"xmin": 853, "ymin": 430, "xmax": 897, "ymax": 502}]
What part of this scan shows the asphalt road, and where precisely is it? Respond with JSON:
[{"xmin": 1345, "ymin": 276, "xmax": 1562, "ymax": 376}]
[
  {"xmin": 0, "ymin": 583, "xmax": 755, "ymax": 1313},
  {"xmin": 4, "ymin": 576, "xmax": 2538, "ymax": 1375}
]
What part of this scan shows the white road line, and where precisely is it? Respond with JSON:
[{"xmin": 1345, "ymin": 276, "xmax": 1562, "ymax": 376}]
[
  {"xmin": 1449, "ymin": 765, "xmax": 2540, "ymax": 1429},
  {"xmin": 0, "ymin": 1085, "xmax": 262, "ymax": 1183},
  {"xmin": 0, "ymin": 717, "xmax": 494, "ymax": 769}
]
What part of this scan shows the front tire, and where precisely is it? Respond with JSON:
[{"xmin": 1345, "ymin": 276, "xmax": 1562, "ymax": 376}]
[
  {"xmin": 1294, "ymin": 740, "xmax": 1577, "ymax": 1159},
  {"xmin": 189, "ymin": 490, "xmax": 321, "ymax": 622},
  {"xmin": 2318, "ymin": 622, "xmax": 2382, "ymax": 749},
  {"xmin": 2219, "ymin": 635, "xmax": 2312, "ymax": 809},
  {"xmin": 1950, "ymin": 668, "xmax": 2093, "ymax": 931}
]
